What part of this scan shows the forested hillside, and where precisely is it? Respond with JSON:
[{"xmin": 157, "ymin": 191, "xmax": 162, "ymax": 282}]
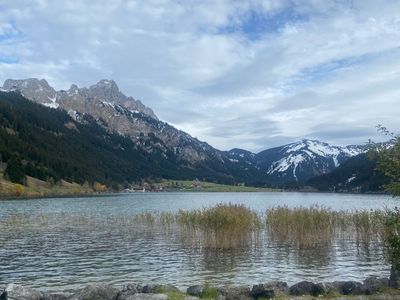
[
  {"xmin": 306, "ymin": 153, "xmax": 390, "ymax": 193},
  {"xmin": 0, "ymin": 92, "xmax": 271, "ymax": 189},
  {"xmin": 0, "ymin": 91, "xmax": 161, "ymax": 187}
]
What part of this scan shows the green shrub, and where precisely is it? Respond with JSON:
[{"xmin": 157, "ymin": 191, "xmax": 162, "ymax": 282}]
[
  {"xmin": 201, "ymin": 283, "xmax": 219, "ymax": 299},
  {"xmin": 384, "ymin": 208, "xmax": 400, "ymax": 269}
]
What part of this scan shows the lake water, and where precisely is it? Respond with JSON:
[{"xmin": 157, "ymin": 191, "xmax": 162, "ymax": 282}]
[{"xmin": 0, "ymin": 192, "xmax": 398, "ymax": 291}]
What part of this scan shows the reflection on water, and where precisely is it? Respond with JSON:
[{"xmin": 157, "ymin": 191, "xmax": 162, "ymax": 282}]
[{"xmin": 0, "ymin": 192, "xmax": 395, "ymax": 291}]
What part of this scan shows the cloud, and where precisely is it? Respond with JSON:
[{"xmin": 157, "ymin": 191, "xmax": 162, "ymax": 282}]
[{"xmin": 1, "ymin": 0, "xmax": 400, "ymax": 151}]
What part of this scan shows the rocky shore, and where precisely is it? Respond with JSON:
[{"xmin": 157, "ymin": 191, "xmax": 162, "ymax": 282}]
[{"xmin": 1, "ymin": 274, "xmax": 400, "ymax": 300}]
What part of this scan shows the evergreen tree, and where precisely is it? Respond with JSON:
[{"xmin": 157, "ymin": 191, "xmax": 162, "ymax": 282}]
[{"xmin": 5, "ymin": 156, "xmax": 25, "ymax": 184}]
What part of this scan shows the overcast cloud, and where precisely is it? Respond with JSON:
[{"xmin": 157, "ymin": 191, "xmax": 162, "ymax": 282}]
[{"xmin": 1, "ymin": 0, "xmax": 399, "ymax": 152}]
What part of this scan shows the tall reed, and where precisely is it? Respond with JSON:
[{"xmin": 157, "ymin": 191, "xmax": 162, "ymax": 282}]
[
  {"xmin": 174, "ymin": 203, "xmax": 262, "ymax": 249},
  {"xmin": 265, "ymin": 205, "xmax": 386, "ymax": 248},
  {"xmin": 265, "ymin": 205, "xmax": 337, "ymax": 248}
]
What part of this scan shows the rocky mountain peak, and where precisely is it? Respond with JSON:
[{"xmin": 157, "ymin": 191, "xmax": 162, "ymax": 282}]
[
  {"xmin": 2, "ymin": 78, "xmax": 58, "ymax": 108},
  {"xmin": 87, "ymin": 79, "xmax": 120, "ymax": 101},
  {"xmin": 3, "ymin": 78, "xmax": 54, "ymax": 93},
  {"xmin": 96, "ymin": 79, "xmax": 118, "ymax": 88},
  {"xmin": 69, "ymin": 84, "xmax": 79, "ymax": 90},
  {"xmin": 1, "ymin": 78, "xmax": 158, "ymax": 119}
]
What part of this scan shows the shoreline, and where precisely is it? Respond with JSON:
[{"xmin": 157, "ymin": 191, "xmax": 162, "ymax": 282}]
[
  {"xmin": 1, "ymin": 277, "xmax": 400, "ymax": 300},
  {"xmin": 0, "ymin": 188, "xmax": 389, "ymax": 201},
  {"xmin": 0, "ymin": 174, "xmax": 388, "ymax": 200}
]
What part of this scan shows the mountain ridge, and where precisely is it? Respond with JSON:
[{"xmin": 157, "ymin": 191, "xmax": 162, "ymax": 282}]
[
  {"xmin": 0, "ymin": 91, "xmax": 272, "ymax": 188},
  {"xmin": 1, "ymin": 78, "xmax": 366, "ymax": 186},
  {"xmin": 226, "ymin": 139, "xmax": 365, "ymax": 183},
  {"xmin": 1, "ymin": 78, "xmax": 229, "ymax": 166}
]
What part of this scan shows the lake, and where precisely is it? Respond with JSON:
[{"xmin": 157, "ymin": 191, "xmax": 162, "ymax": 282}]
[{"xmin": 0, "ymin": 192, "xmax": 398, "ymax": 291}]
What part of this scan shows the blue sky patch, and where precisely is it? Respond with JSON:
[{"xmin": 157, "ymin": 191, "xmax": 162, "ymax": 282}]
[
  {"xmin": 219, "ymin": 6, "xmax": 308, "ymax": 40},
  {"xmin": 290, "ymin": 50, "xmax": 393, "ymax": 88},
  {"xmin": 0, "ymin": 56, "xmax": 19, "ymax": 64},
  {"xmin": 0, "ymin": 21, "xmax": 22, "ymax": 42}
]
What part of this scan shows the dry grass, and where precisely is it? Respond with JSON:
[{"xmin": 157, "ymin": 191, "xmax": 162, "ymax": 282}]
[
  {"xmin": 0, "ymin": 172, "xmax": 94, "ymax": 198},
  {"xmin": 174, "ymin": 204, "xmax": 261, "ymax": 230},
  {"xmin": 159, "ymin": 179, "xmax": 279, "ymax": 192},
  {"xmin": 173, "ymin": 203, "xmax": 262, "ymax": 249},
  {"xmin": 265, "ymin": 205, "xmax": 386, "ymax": 248},
  {"xmin": 266, "ymin": 205, "xmax": 337, "ymax": 248}
]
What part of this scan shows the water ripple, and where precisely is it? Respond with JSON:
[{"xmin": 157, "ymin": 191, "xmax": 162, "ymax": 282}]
[{"xmin": 0, "ymin": 192, "xmax": 393, "ymax": 291}]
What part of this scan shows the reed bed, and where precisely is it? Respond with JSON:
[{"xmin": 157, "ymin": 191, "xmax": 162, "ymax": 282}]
[
  {"xmin": 265, "ymin": 205, "xmax": 386, "ymax": 248},
  {"xmin": 265, "ymin": 205, "xmax": 337, "ymax": 248},
  {"xmin": 0, "ymin": 204, "xmax": 392, "ymax": 251},
  {"xmin": 173, "ymin": 203, "xmax": 262, "ymax": 249}
]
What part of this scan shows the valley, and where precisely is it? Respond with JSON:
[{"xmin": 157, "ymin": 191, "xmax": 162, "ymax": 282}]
[
  {"xmin": 0, "ymin": 79, "xmax": 384, "ymax": 196},
  {"xmin": 1, "ymin": 2, "xmax": 400, "ymax": 299}
]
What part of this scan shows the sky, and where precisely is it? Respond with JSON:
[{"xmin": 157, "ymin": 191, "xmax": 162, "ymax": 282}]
[{"xmin": 0, "ymin": 0, "xmax": 400, "ymax": 152}]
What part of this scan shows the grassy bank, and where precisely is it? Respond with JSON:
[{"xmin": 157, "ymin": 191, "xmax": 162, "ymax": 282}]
[
  {"xmin": 0, "ymin": 171, "xmax": 94, "ymax": 199},
  {"xmin": 158, "ymin": 179, "xmax": 278, "ymax": 192},
  {"xmin": 0, "ymin": 176, "xmax": 278, "ymax": 199}
]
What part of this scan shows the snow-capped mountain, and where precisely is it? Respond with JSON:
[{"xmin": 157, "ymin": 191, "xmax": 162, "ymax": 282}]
[
  {"xmin": 255, "ymin": 139, "xmax": 365, "ymax": 183},
  {"xmin": 225, "ymin": 140, "xmax": 365, "ymax": 184}
]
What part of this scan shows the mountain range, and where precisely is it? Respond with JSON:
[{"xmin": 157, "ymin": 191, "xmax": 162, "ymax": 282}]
[
  {"xmin": 227, "ymin": 140, "xmax": 364, "ymax": 184},
  {"xmin": 0, "ymin": 78, "xmax": 381, "ymax": 190}
]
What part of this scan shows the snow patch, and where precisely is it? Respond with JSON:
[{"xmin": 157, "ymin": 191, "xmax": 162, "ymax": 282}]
[
  {"xmin": 268, "ymin": 154, "xmax": 305, "ymax": 174},
  {"xmin": 307, "ymin": 140, "xmax": 341, "ymax": 157},
  {"xmin": 304, "ymin": 150, "xmax": 315, "ymax": 158},
  {"xmin": 48, "ymin": 95, "xmax": 57, "ymax": 102},
  {"xmin": 102, "ymin": 101, "xmax": 115, "ymax": 107},
  {"xmin": 44, "ymin": 95, "xmax": 59, "ymax": 109},
  {"xmin": 43, "ymin": 102, "xmax": 58, "ymax": 109},
  {"xmin": 67, "ymin": 109, "xmax": 79, "ymax": 120},
  {"xmin": 347, "ymin": 176, "xmax": 357, "ymax": 183},
  {"xmin": 43, "ymin": 102, "xmax": 59, "ymax": 109},
  {"xmin": 285, "ymin": 142, "xmax": 305, "ymax": 153}
]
